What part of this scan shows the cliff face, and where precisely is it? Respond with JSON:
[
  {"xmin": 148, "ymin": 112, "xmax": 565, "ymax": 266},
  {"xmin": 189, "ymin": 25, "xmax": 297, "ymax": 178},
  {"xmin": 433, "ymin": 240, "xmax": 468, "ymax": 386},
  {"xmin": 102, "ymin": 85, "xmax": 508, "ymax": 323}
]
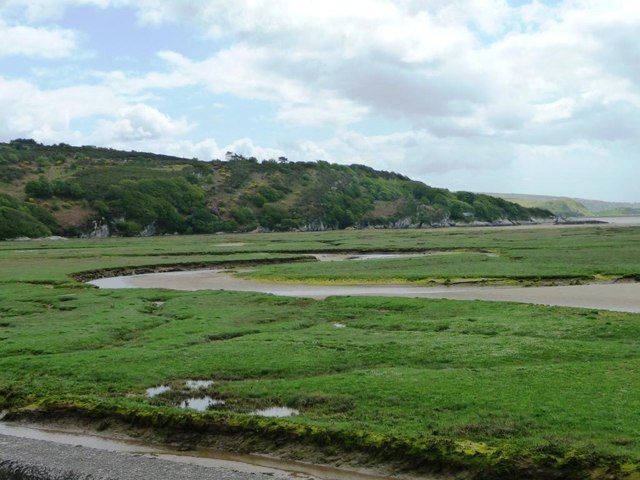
[{"xmin": 0, "ymin": 140, "xmax": 552, "ymax": 239}]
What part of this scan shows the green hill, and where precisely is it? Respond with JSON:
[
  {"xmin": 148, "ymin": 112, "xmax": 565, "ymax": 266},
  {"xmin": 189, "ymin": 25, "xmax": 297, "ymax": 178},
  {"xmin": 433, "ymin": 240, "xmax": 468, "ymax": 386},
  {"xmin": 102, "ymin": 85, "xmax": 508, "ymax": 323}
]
[
  {"xmin": 0, "ymin": 139, "xmax": 552, "ymax": 240},
  {"xmin": 576, "ymin": 198, "xmax": 640, "ymax": 216},
  {"xmin": 490, "ymin": 194, "xmax": 592, "ymax": 217},
  {"xmin": 489, "ymin": 193, "xmax": 640, "ymax": 218}
]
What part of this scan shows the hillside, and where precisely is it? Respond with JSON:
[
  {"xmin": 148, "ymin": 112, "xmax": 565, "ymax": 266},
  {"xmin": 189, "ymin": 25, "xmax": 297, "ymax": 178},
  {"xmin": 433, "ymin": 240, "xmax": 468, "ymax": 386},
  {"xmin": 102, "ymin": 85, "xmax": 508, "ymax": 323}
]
[
  {"xmin": 0, "ymin": 139, "xmax": 552, "ymax": 240},
  {"xmin": 577, "ymin": 198, "xmax": 640, "ymax": 216},
  {"xmin": 489, "ymin": 193, "xmax": 640, "ymax": 218}
]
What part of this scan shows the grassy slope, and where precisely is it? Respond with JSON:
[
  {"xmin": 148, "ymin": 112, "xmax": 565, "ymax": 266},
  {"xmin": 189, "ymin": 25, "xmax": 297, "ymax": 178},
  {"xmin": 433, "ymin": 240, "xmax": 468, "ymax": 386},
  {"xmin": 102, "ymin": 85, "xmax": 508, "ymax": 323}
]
[
  {"xmin": 1, "ymin": 226, "xmax": 640, "ymax": 478},
  {"xmin": 0, "ymin": 140, "xmax": 551, "ymax": 239}
]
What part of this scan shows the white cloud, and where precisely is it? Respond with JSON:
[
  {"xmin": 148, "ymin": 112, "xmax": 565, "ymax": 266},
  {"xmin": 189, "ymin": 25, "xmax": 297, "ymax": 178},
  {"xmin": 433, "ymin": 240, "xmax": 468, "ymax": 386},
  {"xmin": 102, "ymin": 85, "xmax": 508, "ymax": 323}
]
[
  {"xmin": 0, "ymin": 77, "xmax": 192, "ymax": 149},
  {"xmin": 0, "ymin": 0, "xmax": 124, "ymax": 22},
  {"xmin": 100, "ymin": 65, "xmax": 194, "ymax": 94},
  {"xmin": 223, "ymin": 138, "xmax": 287, "ymax": 161},
  {"xmin": 481, "ymin": 2, "xmax": 640, "ymax": 134},
  {"xmin": 81, "ymin": 1, "xmax": 479, "ymax": 128},
  {"xmin": 131, "ymin": 0, "xmax": 473, "ymax": 62},
  {"xmin": 1, "ymin": 0, "xmax": 639, "ymax": 201},
  {"xmin": 93, "ymin": 104, "xmax": 193, "ymax": 143},
  {"xmin": 11, "ymin": 0, "xmax": 638, "ymax": 144},
  {"xmin": 114, "ymin": 0, "xmax": 640, "ymax": 148},
  {"xmin": 276, "ymin": 96, "xmax": 370, "ymax": 127},
  {"xmin": 0, "ymin": 77, "xmax": 128, "ymax": 142},
  {"xmin": 282, "ymin": 129, "xmax": 512, "ymax": 180},
  {"xmin": 0, "ymin": 21, "xmax": 77, "ymax": 58}
]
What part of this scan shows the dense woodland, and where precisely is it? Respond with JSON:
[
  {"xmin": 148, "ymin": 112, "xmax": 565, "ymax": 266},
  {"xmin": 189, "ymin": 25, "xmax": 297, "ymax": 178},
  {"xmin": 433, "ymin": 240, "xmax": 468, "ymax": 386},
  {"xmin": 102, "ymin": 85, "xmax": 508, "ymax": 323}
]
[{"xmin": 0, "ymin": 139, "xmax": 552, "ymax": 240}]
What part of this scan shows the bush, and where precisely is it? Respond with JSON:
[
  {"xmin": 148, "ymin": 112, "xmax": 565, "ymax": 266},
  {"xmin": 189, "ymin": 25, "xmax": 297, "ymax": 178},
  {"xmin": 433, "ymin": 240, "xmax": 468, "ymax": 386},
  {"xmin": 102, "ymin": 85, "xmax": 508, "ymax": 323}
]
[
  {"xmin": 25, "ymin": 177, "xmax": 53, "ymax": 199},
  {"xmin": 186, "ymin": 208, "xmax": 224, "ymax": 234},
  {"xmin": 52, "ymin": 180, "xmax": 85, "ymax": 199},
  {"xmin": 231, "ymin": 207, "xmax": 256, "ymax": 226}
]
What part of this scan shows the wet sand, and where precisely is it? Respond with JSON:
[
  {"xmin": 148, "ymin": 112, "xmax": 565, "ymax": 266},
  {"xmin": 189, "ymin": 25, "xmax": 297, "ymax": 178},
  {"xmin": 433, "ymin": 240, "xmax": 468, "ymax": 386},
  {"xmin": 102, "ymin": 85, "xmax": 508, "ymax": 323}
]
[{"xmin": 90, "ymin": 269, "xmax": 640, "ymax": 313}]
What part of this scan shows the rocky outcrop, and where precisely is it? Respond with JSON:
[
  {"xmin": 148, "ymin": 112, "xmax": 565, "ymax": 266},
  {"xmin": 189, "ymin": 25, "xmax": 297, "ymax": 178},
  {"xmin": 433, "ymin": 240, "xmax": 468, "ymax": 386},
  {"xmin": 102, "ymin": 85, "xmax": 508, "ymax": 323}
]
[
  {"xmin": 81, "ymin": 219, "xmax": 110, "ymax": 239},
  {"xmin": 139, "ymin": 222, "xmax": 156, "ymax": 237}
]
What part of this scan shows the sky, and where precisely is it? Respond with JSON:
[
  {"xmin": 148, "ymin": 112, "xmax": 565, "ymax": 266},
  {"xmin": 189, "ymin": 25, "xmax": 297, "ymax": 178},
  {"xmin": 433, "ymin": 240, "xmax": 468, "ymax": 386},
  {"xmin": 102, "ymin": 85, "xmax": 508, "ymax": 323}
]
[{"xmin": 0, "ymin": 0, "xmax": 638, "ymax": 202}]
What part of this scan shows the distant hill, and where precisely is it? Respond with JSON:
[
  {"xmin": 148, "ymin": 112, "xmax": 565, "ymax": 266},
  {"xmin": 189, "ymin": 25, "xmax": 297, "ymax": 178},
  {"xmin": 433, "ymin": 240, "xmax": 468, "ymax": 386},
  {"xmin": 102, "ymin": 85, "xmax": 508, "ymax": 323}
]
[
  {"xmin": 576, "ymin": 198, "xmax": 640, "ymax": 216},
  {"xmin": 488, "ymin": 193, "xmax": 640, "ymax": 218},
  {"xmin": 0, "ymin": 139, "xmax": 552, "ymax": 239}
]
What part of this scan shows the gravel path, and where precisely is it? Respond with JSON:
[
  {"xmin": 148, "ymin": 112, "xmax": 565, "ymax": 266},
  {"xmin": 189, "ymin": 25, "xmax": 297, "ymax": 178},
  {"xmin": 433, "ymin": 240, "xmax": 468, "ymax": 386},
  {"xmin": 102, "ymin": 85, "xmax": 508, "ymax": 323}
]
[{"xmin": 0, "ymin": 433, "xmax": 288, "ymax": 480}]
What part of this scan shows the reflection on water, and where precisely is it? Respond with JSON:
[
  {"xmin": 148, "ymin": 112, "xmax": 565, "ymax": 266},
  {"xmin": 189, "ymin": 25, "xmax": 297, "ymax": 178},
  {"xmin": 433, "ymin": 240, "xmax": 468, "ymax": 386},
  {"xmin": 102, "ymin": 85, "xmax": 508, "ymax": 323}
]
[
  {"xmin": 146, "ymin": 385, "xmax": 171, "ymax": 397},
  {"xmin": 253, "ymin": 407, "xmax": 299, "ymax": 418},
  {"xmin": 179, "ymin": 396, "xmax": 225, "ymax": 411},
  {"xmin": 0, "ymin": 422, "xmax": 158, "ymax": 453}
]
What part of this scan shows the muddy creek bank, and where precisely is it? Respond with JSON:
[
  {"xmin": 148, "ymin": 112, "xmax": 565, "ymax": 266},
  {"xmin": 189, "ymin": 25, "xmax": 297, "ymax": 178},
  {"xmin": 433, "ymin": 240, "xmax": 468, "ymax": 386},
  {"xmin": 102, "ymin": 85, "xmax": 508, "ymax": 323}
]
[{"xmin": 0, "ymin": 423, "xmax": 405, "ymax": 480}]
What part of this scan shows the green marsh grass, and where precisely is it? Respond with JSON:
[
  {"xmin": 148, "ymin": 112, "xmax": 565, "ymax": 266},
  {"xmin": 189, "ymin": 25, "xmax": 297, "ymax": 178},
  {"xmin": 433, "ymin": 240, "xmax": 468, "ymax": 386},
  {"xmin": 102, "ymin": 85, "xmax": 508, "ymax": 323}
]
[{"xmin": 1, "ymin": 225, "xmax": 640, "ymax": 478}]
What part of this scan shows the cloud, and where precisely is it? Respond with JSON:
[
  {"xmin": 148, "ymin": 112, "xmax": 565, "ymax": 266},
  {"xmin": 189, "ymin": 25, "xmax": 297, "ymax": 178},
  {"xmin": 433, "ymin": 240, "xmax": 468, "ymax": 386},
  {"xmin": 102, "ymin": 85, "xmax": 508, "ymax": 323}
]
[
  {"xmin": 282, "ymin": 129, "xmax": 513, "ymax": 180},
  {"xmin": 154, "ymin": 46, "xmax": 368, "ymax": 126},
  {"xmin": 333, "ymin": 59, "xmax": 491, "ymax": 124},
  {"xmin": 0, "ymin": 21, "xmax": 78, "ymax": 58},
  {"xmin": 0, "ymin": 77, "xmax": 128, "ymax": 142},
  {"xmin": 479, "ymin": 1, "xmax": 640, "ymax": 137},
  {"xmin": 10, "ymin": 0, "xmax": 638, "ymax": 144},
  {"xmin": 80, "ymin": 1, "xmax": 480, "ymax": 129},
  {"xmin": 113, "ymin": 0, "xmax": 640, "ymax": 147},
  {"xmin": 116, "ymin": 136, "xmax": 288, "ymax": 164},
  {"xmin": 0, "ymin": 0, "xmax": 124, "ymax": 22},
  {"xmin": 93, "ymin": 104, "xmax": 193, "ymax": 143},
  {"xmin": 99, "ymin": 63, "xmax": 194, "ymax": 94},
  {"xmin": 1, "ymin": 0, "xmax": 639, "ymax": 202},
  {"xmin": 276, "ymin": 97, "xmax": 370, "ymax": 127},
  {"xmin": 131, "ymin": 0, "xmax": 474, "ymax": 62},
  {"xmin": 0, "ymin": 77, "xmax": 192, "ymax": 149},
  {"xmin": 223, "ymin": 138, "xmax": 287, "ymax": 161}
]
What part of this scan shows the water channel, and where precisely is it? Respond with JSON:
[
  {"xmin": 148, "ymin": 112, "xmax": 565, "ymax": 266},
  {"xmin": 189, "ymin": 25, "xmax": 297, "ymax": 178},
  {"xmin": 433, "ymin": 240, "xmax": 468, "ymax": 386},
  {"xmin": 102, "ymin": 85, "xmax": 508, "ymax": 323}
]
[{"xmin": 89, "ymin": 253, "xmax": 640, "ymax": 313}]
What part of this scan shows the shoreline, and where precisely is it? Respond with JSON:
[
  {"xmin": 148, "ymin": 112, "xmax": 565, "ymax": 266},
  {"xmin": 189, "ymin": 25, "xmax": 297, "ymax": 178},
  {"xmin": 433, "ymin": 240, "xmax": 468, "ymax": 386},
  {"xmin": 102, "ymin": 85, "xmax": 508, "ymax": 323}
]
[{"xmin": 9, "ymin": 216, "xmax": 640, "ymax": 243}]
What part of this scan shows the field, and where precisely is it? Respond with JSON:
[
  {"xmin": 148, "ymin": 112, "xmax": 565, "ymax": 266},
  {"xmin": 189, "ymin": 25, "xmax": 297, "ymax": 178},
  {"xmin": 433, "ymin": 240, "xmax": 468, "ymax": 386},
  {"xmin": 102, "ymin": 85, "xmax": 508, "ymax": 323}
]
[{"xmin": 1, "ymin": 225, "xmax": 640, "ymax": 479}]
